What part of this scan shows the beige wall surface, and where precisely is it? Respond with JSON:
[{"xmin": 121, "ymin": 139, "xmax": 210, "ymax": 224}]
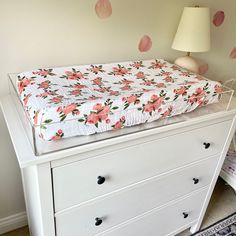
[{"xmin": 0, "ymin": 0, "xmax": 235, "ymax": 221}]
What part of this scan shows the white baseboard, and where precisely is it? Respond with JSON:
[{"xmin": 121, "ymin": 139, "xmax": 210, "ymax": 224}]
[{"xmin": 0, "ymin": 211, "xmax": 28, "ymax": 234}]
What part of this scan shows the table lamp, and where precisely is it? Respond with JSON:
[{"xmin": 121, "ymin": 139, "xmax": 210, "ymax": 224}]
[{"xmin": 172, "ymin": 6, "xmax": 210, "ymax": 73}]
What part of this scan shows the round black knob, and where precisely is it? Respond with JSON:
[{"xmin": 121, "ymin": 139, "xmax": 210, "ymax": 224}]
[
  {"xmin": 183, "ymin": 212, "xmax": 189, "ymax": 219},
  {"xmin": 95, "ymin": 217, "xmax": 103, "ymax": 226},
  {"xmin": 97, "ymin": 176, "xmax": 106, "ymax": 185},
  {"xmin": 193, "ymin": 178, "xmax": 199, "ymax": 184},
  {"xmin": 203, "ymin": 142, "xmax": 211, "ymax": 149}
]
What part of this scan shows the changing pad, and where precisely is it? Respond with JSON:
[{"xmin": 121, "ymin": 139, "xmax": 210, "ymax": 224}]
[{"xmin": 16, "ymin": 59, "xmax": 222, "ymax": 141}]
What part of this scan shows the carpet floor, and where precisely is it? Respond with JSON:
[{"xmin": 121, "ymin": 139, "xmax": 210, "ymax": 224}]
[{"xmin": 192, "ymin": 212, "xmax": 236, "ymax": 236}]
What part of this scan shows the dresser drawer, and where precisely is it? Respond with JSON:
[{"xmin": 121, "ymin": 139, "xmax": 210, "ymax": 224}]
[
  {"xmin": 55, "ymin": 157, "xmax": 216, "ymax": 236},
  {"xmin": 53, "ymin": 120, "xmax": 231, "ymax": 211},
  {"xmin": 98, "ymin": 188, "xmax": 208, "ymax": 236}
]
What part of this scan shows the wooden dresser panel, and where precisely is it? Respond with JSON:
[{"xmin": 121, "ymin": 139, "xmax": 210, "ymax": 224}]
[
  {"xmin": 55, "ymin": 157, "xmax": 217, "ymax": 236},
  {"xmin": 56, "ymin": 188, "xmax": 208, "ymax": 236},
  {"xmin": 53, "ymin": 120, "xmax": 231, "ymax": 211}
]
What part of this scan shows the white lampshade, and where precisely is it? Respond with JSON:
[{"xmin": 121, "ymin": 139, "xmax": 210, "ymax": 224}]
[{"xmin": 172, "ymin": 7, "xmax": 211, "ymax": 53}]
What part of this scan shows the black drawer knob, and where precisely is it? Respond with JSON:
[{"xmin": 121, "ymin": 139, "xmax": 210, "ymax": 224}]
[
  {"xmin": 95, "ymin": 217, "xmax": 103, "ymax": 226},
  {"xmin": 193, "ymin": 178, "xmax": 199, "ymax": 184},
  {"xmin": 203, "ymin": 142, "xmax": 211, "ymax": 149},
  {"xmin": 183, "ymin": 212, "xmax": 189, "ymax": 219},
  {"xmin": 97, "ymin": 176, "xmax": 106, "ymax": 185}
]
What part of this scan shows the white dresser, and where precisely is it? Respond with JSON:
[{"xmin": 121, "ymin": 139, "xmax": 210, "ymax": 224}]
[{"xmin": 1, "ymin": 95, "xmax": 236, "ymax": 236}]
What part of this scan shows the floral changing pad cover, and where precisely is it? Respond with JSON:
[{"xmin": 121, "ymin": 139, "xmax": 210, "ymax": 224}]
[{"xmin": 16, "ymin": 59, "xmax": 222, "ymax": 141}]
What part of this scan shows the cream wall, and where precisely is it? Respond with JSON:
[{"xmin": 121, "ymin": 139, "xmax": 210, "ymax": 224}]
[{"xmin": 0, "ymin": 0, "xmax": 235, "ymax": 225}]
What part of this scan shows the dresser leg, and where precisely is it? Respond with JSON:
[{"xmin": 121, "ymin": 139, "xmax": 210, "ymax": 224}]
[{"xmin": 190, "ymin": 222, "xmax": 200, "ymax": 234}]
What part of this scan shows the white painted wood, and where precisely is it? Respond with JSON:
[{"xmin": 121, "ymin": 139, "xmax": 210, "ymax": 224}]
[
  {"xmin": 21, "ymin": 163, "xmax": 55, "ymax": 236},
  {"xmin": 0, "ymin": 211, "xmax": 27, "ymax": 234},
  {"xmin": 53, "ymin": 120, "xmax": 231, "ymax": 211},
  {"xmin": 220, "ymin": 170, "xmax": 236, "ymax": 190},
  {"xmin": 190, "ymin": 115, "xmax": 236, "ymax": 234},
  {"xmin": 51, "ymin": 116, "xmax": 234, "ymax": 168},
  {"xmin": 55, "ymin": 157, "xmax": 217, "ymax": 236},
  {"xmin": 94, "ymin": 188, "xmax": 208, "ymax": 236},
  {"xmin": 1, "ymin": 93, "xmax": 236, "ymax": 235},
  {"xmin": 1, "ymin": 95, "xmax": 236, "ymax": 168}
]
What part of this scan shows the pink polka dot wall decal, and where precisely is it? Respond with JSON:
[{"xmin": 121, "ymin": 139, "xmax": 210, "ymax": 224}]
[
  {"xmin": 213, "ymin": 11, "xmax": 225, "ymax": 27},
  {"xmin": 230, "ymin": 47, "xmax": 236, "ymax": 59},
  {"xmin": 199, "ymin": 63, "xmax": 209, "ymax": 75},
  {"xmin": 138, "ymin": 35, "xmax": 152, "ymax": 52},
  {"xmin": 95, "ymin": 0, "xmax": 112, "ymax": 19}
]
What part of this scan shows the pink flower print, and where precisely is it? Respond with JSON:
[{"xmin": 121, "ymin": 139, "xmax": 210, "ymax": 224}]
[
  {"xmin": 121, "ymin": 85, "xmax": 131, "ymax": 91},
  {"xmin": 88, "ymin": 65, "xmax": 105, "ymax": 74},
  {"xmin": 58, "ymin": 103, "xmax": 79, "ymax": 121},
  {"xmin": 114, "ymin": 121, "xmax": 122, "ymax": 129},
  {"xmin": 188, "ymin": 88, "xmax": 205, "ymax": 104},
  {"xmin": 180, "ymin": 71, "xmax": 191, "ymax": 77},
  {"xmin": 38, "ymin": 70, "xmax": 49, "ymax": 77},
  {"xmin": 130, "ymin": 61, "xmax": 144, "ymax": 69},
  {"xmin": 88, "ymin": 96, "xmax": 102, "ymax": 100},
  {"xmin": 112, "ymin": 116, "xmax": 126, "ymax": 130},
  {"xmin": 62, "ymin": 104, "xmax": 77, "ymax": 115},
  {"xmin": 62, "ymin": 69, "xmax": 88, "ymax": 80},
  {"xmin": 49, "ymin": 96, "xmax": 63, "ymax": 104},
  {"xmin": 33, "ymin": 111, "xmax": 39, "ymax": 125},
  {"xmin": 23, "ymin": 93, "xmax": 32, "ymax": 106},
  {"xmin": 73, "ymin": 84, "xmax": 87, "ymax": 89},
  {"xmin": 126, "ymin": 95, "xmax": 138, "ymax": 104},
  {"xmin": 98, "ymin": 105, "xmax": 110, "ymax": 120},
  {"xmin": 138, "ymin": 35, "xmax": 152, "ymax": 52},
  {"xmin": 110, "ymin": 65, "xmax": 130, "ymax": 76},
  {"xmin": 121, "ymin": 79, "xmax": 134, "ymax": 85},
  {"xmin": 70, "ymin": 89, "xmax": 82, "ymax": 96},
  {"xmin": 136, "ymin": 71, "xmax": 145, "ymax": 79},
  {"xmin": 156, "ymin": 83, "xmax": 166, "ymax": 88},
  {"xmin": 214, "ymin": 84, "xmax": 223, "ymax": 93},
  {"xmin": 163, "ymin": 76, "xmax": 174, "ymax": 83},
  {"xmin": 51, "ymin": 135, "xmax": 61, "ymax": 141},
  {"xmin": 144, "ymin": 103, "xmax": 154, "ymax": 113},
  {"xmin": 95, "ymin": 0, "xmax": 112, "ymax": 19},
  {"xmin": 195, "ymin": 88, "xmax": 205, "ymax": 96},
  {"xmin": 184, "ymin": 81, "xmax": 197, "ymax": 85},
  {"xmin": 106, "ymin": 119, "xmax": 111, "ymax": 124},
  {"xmin": 39, "ymin": 80, "xmax": 50, "ymax": 89},
  {"xmin": 151, "ymin": 94, "xmax": 158, "ymax": 101},
  {"xmin": 110, "ymin": 90, "xmax": 120, "ymax": 96},
  {"xmin": 162, "ymin": 105, "xmax": 173, "ymax": 118},
  {"xmin": 58, "ymin": 129, "xmax": 63, "ymax": 135},
  {"xmin": 171, "ymin": 65, "xmax": 181, "ymax": 71},
  {"xmin": 57, "ymin": 106, "xmax": 62, "ymax": 112},
  {"xmin": 174, "ymin": 86, "xmax": 187, "ymax": 95},
  {"xmin": 95, "ymin": 87, "xmax": 110, "ymax": 93},
  {"xmin": 50, "ymin": 129, "xmax": 64, "ymax": 141},
  {"xmin": 33, "ymin": 69, "xmax": 55, "ymax": 78},
  {"xmin": 152, "ymin": 96, "xmax": 164, "ymax": 110},
  {"xmin": 87, "ymin": 113, "xmax": 99, "ymax": 124},
  {"xmin": 149, "ymin": 60, "xmax": 166, "ymax": 69},
  {"xmin": 161, "ymin": 71, "xmax": 172, "ymax": 77},
  {"xmin": 65, "ymin": 71, "xmax": 84, "ymax": 80},
  {"xmin": 93, "ymin": 103, "xmax": 103, "ymax": 111},
  {"xmin": 141, "ymin": 80, "xmax": 156, "ymax": 86},
  {"xmin": 92, "ymin": 77, "xmax": 103, "ymax": 86},
  {"xmin": 18, "ymin": 78, "xmax": 33, "ymax": 94}
]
